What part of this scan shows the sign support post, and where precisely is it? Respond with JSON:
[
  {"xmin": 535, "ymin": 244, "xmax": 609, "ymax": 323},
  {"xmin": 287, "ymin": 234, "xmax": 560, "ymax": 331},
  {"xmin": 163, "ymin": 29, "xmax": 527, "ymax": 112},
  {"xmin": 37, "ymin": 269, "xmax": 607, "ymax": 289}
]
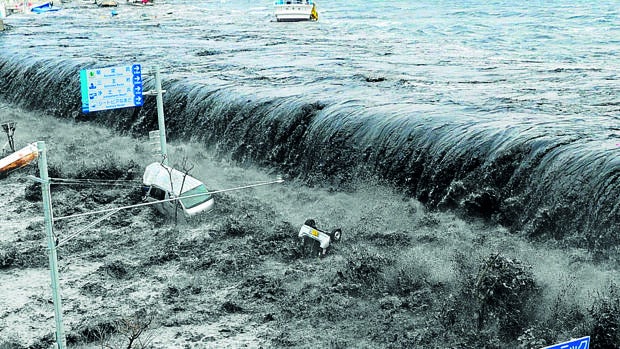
[
  {"xmin": 154, "ymin": 67, "xmax": 168, "ymax": 166},
  {"xmin": 36, "ymin": 141, "xmax": 66, "ymax": 349}
]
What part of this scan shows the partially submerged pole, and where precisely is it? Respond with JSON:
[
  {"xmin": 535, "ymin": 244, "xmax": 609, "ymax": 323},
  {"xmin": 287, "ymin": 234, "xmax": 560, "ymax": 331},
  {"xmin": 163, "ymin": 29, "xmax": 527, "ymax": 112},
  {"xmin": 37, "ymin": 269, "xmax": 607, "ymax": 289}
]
[
  {"xmin": 154, "ymin": 67, "xmax": 168, "ymax": 166},
  {"xmin": 36, "ymin": 141, "xmax": 66, "ymax": 349}
]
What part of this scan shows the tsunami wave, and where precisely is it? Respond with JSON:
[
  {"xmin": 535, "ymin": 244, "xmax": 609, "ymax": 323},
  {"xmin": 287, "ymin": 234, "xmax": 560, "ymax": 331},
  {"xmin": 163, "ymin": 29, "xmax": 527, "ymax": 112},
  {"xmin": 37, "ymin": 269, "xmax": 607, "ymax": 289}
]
[
  {"xmin": 0, "ymin": 53, "xmax": 618, "ymax": 256},
  {"xmin": 0, "ymin": 0, "xmax": 619, "ymax": 257}
]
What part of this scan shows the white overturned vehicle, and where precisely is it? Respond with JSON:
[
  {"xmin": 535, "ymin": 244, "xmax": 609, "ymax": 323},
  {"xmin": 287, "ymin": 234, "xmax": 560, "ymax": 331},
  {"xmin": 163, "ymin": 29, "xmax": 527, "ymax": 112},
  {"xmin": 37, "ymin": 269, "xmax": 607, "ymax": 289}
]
[
  {"xmin": 298, "ymin": 219, "xmax": 342, "ymax": 257},
  {"xmin": 142, "ymin": 162, "xmax": 214, "ymax": 220}
]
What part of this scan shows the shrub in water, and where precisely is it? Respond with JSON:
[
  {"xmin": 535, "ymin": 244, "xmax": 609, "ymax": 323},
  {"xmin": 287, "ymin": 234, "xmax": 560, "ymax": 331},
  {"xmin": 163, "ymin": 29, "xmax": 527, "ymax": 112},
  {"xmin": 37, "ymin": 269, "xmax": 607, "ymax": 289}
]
[
  {"xmin": 443, "ymin": 252, "xmax": 539, "ymax": 344},
  {"xmin": 474, "ymin": 253, "xmax": 539, "ymax": 340},
  {"xmin": 588, "ymin": 283, "xmax": 620, "ymax": 348}
]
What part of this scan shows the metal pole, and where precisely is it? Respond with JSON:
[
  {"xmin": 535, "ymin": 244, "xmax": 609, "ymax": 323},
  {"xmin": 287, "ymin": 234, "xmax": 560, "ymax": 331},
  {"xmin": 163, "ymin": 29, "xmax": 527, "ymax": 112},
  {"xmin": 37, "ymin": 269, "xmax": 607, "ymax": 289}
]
[
  {"xmin": 36, "ymin": 141, "xmax": 66, "ymax": 349},
  {"xmin": 154, "ymin": 67, "xmax": 168, "ymax": 166}
]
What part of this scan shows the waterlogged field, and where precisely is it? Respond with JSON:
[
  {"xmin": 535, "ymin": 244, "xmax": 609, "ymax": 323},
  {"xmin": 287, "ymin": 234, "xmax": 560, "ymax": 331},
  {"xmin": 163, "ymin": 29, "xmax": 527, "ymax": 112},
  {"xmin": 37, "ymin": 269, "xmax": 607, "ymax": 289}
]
[{"xmin": 0, "ymin": 103, "xmax": 618, "ymax": 348}]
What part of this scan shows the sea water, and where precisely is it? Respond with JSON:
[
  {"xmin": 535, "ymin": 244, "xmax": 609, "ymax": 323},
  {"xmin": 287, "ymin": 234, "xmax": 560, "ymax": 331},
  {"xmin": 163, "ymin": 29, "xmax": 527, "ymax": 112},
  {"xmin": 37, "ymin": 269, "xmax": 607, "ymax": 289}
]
[{"xmin": 0, "ymin": 0, "xmax": 618, "ymax": 248}]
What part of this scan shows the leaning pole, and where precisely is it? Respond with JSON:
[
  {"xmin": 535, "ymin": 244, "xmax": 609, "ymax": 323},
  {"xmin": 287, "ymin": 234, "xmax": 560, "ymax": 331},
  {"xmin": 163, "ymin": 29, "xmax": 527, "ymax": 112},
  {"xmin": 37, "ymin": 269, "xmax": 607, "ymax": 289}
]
[{"xmin": 36, "ymin": 141, "xmax": 66, "ymax": 349}]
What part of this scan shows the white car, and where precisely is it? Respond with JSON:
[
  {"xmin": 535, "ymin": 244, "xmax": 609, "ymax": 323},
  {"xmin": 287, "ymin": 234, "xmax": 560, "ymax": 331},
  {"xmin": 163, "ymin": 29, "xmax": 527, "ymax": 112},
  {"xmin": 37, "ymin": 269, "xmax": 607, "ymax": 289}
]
[
  {"xmin": 298, "ymin": 219, "xmax": 342, "ymax": 256},
  {"xmin": 142, "ymin": 162, "xmax": 214, "ymax": 219}
]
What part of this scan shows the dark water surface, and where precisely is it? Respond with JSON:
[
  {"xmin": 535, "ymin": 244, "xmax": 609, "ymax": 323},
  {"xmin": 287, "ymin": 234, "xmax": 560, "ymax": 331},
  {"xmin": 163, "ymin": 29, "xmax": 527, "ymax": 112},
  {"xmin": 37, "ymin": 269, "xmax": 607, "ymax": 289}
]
[{"xmin": 0, "ymin": 0, "xmax": 619, "ymax": 251}]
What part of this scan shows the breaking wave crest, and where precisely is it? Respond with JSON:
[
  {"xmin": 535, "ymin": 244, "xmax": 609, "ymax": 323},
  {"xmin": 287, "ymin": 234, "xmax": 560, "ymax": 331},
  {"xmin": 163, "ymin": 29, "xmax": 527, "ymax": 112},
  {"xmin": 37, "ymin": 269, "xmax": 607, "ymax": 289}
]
[{"xmin": 1, "ymin": 54, "xmax": 618, "ymax": 253}]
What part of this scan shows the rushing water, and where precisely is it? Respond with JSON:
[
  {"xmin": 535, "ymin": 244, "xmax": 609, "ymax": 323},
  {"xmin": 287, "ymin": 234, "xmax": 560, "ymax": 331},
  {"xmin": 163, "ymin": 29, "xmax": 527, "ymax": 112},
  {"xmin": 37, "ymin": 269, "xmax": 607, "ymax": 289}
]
[{"xmin": 0, "ymin": 0, "xmax": 619, "ymax": 251}]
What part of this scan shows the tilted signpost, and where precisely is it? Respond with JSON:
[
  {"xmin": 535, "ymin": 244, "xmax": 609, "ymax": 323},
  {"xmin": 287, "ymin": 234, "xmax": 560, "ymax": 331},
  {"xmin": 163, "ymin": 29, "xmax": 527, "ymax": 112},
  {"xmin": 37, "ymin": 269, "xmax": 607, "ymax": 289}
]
[
  {"xmin": 31, "ymin": 64, "xmax": 168, "ymax": 349},
  {"xmin": 37, "ymin": 66, "xmax": 282, "ymax": 347}
]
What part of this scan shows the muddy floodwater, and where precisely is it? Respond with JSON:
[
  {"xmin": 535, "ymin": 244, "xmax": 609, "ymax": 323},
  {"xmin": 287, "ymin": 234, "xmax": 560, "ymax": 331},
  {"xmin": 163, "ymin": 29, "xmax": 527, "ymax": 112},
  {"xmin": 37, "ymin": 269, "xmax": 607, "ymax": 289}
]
[{"xmin": 0, "ymin": 0, "xmax": 619, "ymax": 347}]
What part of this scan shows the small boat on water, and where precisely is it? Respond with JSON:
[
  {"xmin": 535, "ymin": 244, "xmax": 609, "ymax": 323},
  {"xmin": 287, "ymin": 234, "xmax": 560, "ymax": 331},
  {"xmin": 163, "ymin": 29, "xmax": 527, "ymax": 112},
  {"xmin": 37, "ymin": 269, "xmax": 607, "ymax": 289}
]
[
  {"xmin": 0, "ymin": 1, "xmax": 61, "ymax": 15},
  {"xmin": 96, "ymin": 0, "xmax": 117, "ymax": 7},
  {"xmin": 274, "ymin": 0, "xmax": 318, "ymax": 22},
  {"xmin": 1, "ymin": 1, "xmax": 34, "ymax": 15},
  {"xmin": 31, "ymin": 2, "xmax": 61, "ymax": 13}
]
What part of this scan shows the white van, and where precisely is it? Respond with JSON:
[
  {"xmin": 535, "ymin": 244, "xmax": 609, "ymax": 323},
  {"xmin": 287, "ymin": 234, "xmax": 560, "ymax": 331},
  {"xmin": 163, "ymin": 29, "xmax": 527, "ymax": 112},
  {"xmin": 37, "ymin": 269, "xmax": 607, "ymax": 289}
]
[{"xmin": 142, "ymin": 162, "xmax": 214, "ymax": 218}]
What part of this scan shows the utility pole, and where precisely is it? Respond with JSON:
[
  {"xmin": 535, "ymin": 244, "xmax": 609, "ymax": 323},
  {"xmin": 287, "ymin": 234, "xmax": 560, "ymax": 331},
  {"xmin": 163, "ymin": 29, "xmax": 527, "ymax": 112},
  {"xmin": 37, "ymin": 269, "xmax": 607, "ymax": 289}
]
[
  {"xmin": 143, "ymin": 66, "xmax": 169, "ymax": 165},
  {"xmin": 154, "ymin": 67, "xmax": 168, "ymax": 166},
  {"xmin": 36, "ymin": 141, "xmax": 66, "ymax": 349}
]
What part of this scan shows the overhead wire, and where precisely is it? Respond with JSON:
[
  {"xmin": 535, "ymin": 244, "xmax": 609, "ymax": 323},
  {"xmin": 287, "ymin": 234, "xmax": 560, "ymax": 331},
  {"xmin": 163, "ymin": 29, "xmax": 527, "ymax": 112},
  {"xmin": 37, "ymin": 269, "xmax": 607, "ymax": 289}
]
[
  {"xmin": 49, "ymin": 177, "xmax": 142, "ymax": 183},
  {"xmin": 25, "ymin": 174, "xmax": 284, "ymax": 245},
  {"xmin": 56, "ymin": 208, "xmax": 120, "ymax": 247},
  {"xmin": 54, "ymin": 178, "xmax": 284, "ymax": 222},
  {"xmin": 49, "ymin": 177, "xmax": 143, "ymax": 187}
]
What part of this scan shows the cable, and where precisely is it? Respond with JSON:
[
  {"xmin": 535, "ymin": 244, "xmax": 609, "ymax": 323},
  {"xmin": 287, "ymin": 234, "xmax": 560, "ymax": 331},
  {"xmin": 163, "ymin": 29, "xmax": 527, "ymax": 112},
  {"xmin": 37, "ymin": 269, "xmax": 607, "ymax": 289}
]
[
  {"xmin": 56, "ymin": 209, "xmax": 120, "ymax": 247},
  {"xmin": 50, "ymin": 177, "xmax": 142, "ymax": 183},
  {"xmin": 48, "ymin": 177, "xmax": 143, "ymax": 188},
  {"xmin": 54, "ymin": 178, "xmax": 284, "ymax": 222},
  {"xmin": 50, "ymin": 181, "xmax": 139, "ymax": 187}
]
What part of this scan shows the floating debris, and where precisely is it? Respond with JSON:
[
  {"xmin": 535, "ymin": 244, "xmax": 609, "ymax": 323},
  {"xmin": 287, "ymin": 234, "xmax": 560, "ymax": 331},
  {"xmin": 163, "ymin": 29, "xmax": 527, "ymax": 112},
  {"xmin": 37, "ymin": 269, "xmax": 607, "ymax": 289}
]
[{"xmin": 0, "ymin": 142, "xmax": 38, "ymax": 176}]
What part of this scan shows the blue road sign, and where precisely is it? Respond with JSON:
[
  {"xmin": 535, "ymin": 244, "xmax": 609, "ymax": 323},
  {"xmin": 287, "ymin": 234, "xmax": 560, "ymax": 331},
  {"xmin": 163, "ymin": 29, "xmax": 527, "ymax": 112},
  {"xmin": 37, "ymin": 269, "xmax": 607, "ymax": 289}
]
[
  {"xmin": 541, "ymin": 336, "xmax": 590, "ymax": 349},
  {"xmin": 80, "ymin": 64, "xmax": 143, "ymax": 113}
]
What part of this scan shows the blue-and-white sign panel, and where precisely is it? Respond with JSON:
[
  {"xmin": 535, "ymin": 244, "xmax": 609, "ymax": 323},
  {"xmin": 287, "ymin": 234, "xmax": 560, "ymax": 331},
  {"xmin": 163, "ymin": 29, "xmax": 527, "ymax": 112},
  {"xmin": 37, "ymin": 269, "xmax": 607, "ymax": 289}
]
[
  {"xmin": 540, "ymin": 336, "xmax": 590, "ymax": 349},
  {"xmin": 80, "ymin": 64, "xmax": 143, "ymax": 113}
]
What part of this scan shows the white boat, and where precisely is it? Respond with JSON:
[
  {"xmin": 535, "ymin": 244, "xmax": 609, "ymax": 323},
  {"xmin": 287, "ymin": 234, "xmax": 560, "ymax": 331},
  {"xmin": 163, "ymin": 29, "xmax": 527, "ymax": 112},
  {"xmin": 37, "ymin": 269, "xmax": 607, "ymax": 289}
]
[
  {"xmin": 274, "ymin": 0, "xmax": 318, "ymax": 22},
  {"xmin": 1, "ymin": 0, "xmax": 25, "ymax": 15},
  {"xmin": 96, "ymin": 0, "xmax": 117, "ymax": 7}
]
